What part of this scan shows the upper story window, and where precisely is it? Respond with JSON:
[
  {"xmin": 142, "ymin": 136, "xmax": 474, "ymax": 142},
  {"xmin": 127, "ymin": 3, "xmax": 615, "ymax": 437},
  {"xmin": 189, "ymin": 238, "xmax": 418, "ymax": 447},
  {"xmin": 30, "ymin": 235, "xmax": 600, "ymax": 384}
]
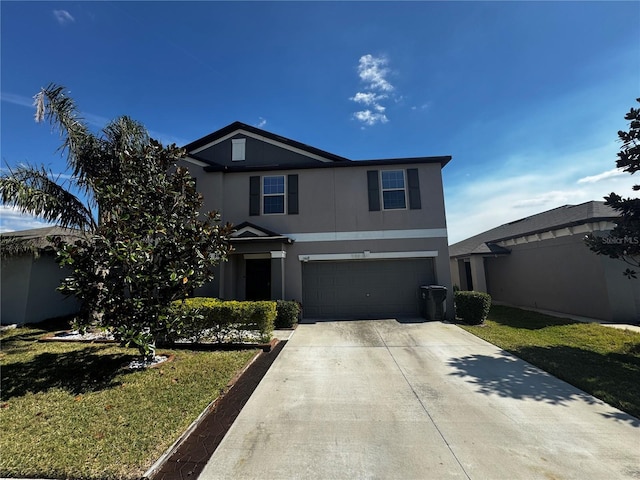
[
  {"xmin": 367, "ymin": 168, "xmax": 421, "ymax": 212},
  {"xmin": 381, "ymin": 170, "xmax": 407, "ymax": 210},
  {"xmin": 232, "ymin": 138, "xmax": 246, "ymax": 161},
  {"xmin": 250, "ymin": 175, "xmax": 298, "ymax": 216},
  {"xmin": 263, "ymin": 175, "xmax": 285, "ymax": 214}
]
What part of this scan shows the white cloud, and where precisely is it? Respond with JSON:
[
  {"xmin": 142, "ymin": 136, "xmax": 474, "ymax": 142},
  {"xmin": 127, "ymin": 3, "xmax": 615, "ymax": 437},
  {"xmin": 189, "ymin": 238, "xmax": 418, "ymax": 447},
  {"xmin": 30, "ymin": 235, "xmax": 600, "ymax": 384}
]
[
  {"xmin": 350, "ymin": 92, "xmax": 387, "ymax": 106},
  {"xmin": 53, "ymin": 10, "xmax": 75, "ymax": 25},
  {"xmin": 512, "ymin": 190, "xmax": 574, "ymax": 209},
  {"xmin": 2, "ymin": 90, "xmax": 110, "ymax": 130},
  {"xmin": 256, "ymin": 117, "xmax": 267, "ymax": 128},
  {"xmin": 0, "ymin": 92, "xmax": 34, "ymax": 108},
  {"xmin": 0, "ymin": 206, "xmax": 56, "ymax": 233},
  {"xmin": 411, "ymin": 102, "xmax": 431, "ymax": 111},
  {"xmin": 357, "ymin": 54, "xmax": 394, "ymax": 92},
  {"xmin": 445, "ymin": 147, "xmax": 638, "ymax": 245},
  {"xmin": 2, "ymin": 90, "xmax": 187, "ymax": 146},
  {"xmin": 577, "ymin": 168, "xmax": 627, "ymax": 184},
  {"xmin": 350, "ymin": 54, "xmax": 396, "ymax": 127},
  {"xmin": 353, "ymin": 110, "xmax": 389, "ymax": 127}
]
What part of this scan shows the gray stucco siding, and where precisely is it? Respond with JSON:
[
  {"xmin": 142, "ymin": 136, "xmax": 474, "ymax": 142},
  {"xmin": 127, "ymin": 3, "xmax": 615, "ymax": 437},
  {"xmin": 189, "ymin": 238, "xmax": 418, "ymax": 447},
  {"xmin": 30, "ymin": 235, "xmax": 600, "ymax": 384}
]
[
  {"xmin": 192, "ymin": 134, "xmax": 328, "ymax": 168},
  {"xmin": 485, "ymin": 235, "xmax": 613, "ymax": 321},
  {"xmin": 601, "ymin": 255, "xmax": 640, "ymax": 322},
  {"xmin": 211, "ymin": 164, "xmax": 447, "ymax": 235},
  {"xmin": 181, "ymin": 152, "xmax": 453, "ymax": 319},
  {"xmin": 1, "ymin": 253, "xmax": 79, "ymax": 325}
]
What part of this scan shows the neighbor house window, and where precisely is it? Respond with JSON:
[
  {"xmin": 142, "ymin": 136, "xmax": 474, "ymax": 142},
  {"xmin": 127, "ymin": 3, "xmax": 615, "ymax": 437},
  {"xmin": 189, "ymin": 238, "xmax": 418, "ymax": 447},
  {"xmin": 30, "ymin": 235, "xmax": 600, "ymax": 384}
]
[
  {"xmin": 381, "ymin": 170, "xmax": 407, "ymax": 209},
  {"xmin": 232, "ymin": 138, "xmax": 246, "ymax": 161},
  {"xmin": 263, "ymin": 175, "xmax": 285, "ymax": 214}
]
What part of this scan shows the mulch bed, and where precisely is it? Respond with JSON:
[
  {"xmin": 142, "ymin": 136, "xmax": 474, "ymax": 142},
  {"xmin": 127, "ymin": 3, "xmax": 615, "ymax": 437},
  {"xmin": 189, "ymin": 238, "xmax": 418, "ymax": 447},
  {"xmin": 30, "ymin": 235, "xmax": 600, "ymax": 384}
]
[
  {"xmin": 146, "ymin": 339, "xmax": 287, "ymax": 480},
  {"xmin": 40, "ymin": 331, "xmax": 279, "ymax": 352}
]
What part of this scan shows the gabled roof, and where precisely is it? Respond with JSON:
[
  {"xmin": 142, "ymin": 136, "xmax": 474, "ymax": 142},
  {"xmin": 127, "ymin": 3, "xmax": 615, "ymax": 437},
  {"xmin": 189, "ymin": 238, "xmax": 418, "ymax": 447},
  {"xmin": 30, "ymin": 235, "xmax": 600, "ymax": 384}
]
[
  {"xmin": 183, "ymin": 121, "xmax": 451, "ymax": 172},
  {"xmin": 449, "ymin": 201, "xmax": 619, "ymax": 258},
  {"xmin": 200, "ymin": 155, "xmax": 452, "ymax": 173},
  {"xmin": 0, "ymin": 226, "xmax": 84, "ymax": 256},
  {"xmin": 184, "ymin": 121, "xmax": 349, "ymax": 164},
  {"xmin": 229, "ymin": 222, "xmax": 293, "ymax": 244}
]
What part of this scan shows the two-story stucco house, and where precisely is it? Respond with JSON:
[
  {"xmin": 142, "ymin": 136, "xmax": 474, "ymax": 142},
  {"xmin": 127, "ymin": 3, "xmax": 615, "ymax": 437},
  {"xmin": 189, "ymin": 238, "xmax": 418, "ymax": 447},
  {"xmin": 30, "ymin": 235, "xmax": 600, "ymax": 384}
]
[{"xmin": 180, "ymin": 122, "xmax": 453, "ymax": 320}]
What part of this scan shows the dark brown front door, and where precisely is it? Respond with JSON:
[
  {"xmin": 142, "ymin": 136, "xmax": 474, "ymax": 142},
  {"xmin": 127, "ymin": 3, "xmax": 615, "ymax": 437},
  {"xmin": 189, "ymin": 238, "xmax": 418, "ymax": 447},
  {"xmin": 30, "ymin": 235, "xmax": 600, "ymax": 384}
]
[{"xmin": 246, "ymin": 259, "xmax": 271, "ymax": 300}]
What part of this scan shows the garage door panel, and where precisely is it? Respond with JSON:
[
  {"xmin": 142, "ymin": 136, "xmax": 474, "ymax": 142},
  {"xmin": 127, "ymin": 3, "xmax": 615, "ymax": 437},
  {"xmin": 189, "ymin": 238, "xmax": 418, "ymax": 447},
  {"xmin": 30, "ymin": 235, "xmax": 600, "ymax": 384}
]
[{"xmin": 302, "ymin": 259, "xmax": 435, "ymax": 319}]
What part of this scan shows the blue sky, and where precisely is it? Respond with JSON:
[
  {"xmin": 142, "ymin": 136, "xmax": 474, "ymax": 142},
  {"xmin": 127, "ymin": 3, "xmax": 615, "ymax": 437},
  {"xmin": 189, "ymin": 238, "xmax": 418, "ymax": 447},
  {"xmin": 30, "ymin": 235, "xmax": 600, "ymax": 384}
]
[{"xmin": 1, "ymin": 1, "xmax": 638, "ymax": 243}]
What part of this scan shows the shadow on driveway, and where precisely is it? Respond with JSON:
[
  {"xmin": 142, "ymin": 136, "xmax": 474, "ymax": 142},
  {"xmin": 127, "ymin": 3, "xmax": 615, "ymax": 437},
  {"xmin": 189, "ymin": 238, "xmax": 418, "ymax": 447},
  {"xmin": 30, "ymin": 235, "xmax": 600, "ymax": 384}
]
[
  {"xmin": 448, "ymin": 351, "xmax": 599, "ymax": 405},
  {"xmin": 447, "ymin": 348, "xmax": 640, "ymax": 427}
]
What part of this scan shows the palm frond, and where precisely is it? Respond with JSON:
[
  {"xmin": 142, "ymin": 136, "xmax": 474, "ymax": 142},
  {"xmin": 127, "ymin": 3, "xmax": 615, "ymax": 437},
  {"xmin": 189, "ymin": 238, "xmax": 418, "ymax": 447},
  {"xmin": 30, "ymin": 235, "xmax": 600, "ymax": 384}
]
[
  {"xmin": 0, "ymin": 236, "xmax": 38, "ymax": 258},
  {"xmin": 38, "ymin": 84, "xmax": 100, "ymax": 195},
  {"xmin": 103, "ymin": 116, "xmax": 150, "ymax": 153},
  {"xmin": 36, "ymin": 85, "xmax": 154, "ymax": 201},
  {"xmin": 0, "ymin": 165, "xmax": 97, "ymax": 231}
]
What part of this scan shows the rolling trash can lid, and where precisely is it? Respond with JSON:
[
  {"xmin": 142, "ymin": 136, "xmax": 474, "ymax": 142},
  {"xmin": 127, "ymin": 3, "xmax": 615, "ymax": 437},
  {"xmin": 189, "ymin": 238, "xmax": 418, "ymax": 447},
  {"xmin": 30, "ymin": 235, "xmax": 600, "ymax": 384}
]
[{"xmin": 426, "ymin": 285, "xmax": 447, "ymax": 300}]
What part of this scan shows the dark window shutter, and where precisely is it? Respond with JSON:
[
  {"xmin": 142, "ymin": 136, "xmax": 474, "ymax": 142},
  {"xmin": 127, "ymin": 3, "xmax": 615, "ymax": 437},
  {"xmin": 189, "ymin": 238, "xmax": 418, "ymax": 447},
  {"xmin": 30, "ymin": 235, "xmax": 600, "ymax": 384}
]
[
  {"xmin": 407, "ymin": 168, "xmax": 421, "ymax": 210},
  {"xmin": 249, "ymin": 176, "xmax": 260, "ymax": 216},
  {"xmin": 367, "ymin": 170, "xmax": 380, "ymax": 211},
  {"xmin": 288, "ymin": 174, "xmax": 299, "ymax": 214}
]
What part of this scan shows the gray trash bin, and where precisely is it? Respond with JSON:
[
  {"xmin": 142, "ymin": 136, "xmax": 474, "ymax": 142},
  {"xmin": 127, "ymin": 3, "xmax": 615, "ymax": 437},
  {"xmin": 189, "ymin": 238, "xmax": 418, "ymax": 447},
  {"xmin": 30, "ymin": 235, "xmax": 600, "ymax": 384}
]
[
  {"xmin": 419, "ymin": 286, "xmax": 430, "ymax": 319},
  {"xmin": 420, "ymin": 285, "xmax": 447, "ymax": 321}
]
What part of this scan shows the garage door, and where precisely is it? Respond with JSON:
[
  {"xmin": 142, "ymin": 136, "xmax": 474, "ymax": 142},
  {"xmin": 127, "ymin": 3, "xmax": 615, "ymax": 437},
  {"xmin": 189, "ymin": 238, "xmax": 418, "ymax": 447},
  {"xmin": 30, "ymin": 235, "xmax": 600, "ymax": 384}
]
[{"xmin": 302, "ymin": 259, "xmax": 436, "ymax": 319}]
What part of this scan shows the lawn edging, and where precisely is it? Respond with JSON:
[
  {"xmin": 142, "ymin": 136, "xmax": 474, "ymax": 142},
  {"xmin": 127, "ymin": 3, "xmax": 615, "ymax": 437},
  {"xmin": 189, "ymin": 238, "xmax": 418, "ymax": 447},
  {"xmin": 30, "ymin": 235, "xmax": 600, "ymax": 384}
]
[
  {"xmin": 0, "ymin": 323, "xmax": 276, "ymax": 479},
  {"xmin": 146, "ymin": 339, "xmax": 289, "ymax": 480},
  {"xmin": 141, "ymin": 345, "xmax": 265, "ymax": 479},
  {"xmin": 40, "ymin": 330, "xmax": 280, "ymax": 352}
]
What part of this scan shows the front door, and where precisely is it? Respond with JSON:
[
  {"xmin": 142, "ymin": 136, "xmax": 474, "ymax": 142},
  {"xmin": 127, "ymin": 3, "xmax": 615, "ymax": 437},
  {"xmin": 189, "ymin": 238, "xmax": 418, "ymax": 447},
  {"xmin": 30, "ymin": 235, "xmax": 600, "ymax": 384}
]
[{"xmin": 245, "ymin": 259, "xmax": 271, "ymax": 300}]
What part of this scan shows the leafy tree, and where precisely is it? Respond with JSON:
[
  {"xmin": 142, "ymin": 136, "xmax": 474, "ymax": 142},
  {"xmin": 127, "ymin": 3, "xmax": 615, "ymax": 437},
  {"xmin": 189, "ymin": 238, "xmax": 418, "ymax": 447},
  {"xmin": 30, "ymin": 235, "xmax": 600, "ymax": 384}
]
[
  {"xmin": 585, "ymin": 98, "xmax": 640, "ymax": 279},
  {"xmin": 0, "ymin": 84, "xmax": 232, "ymax": 357}
]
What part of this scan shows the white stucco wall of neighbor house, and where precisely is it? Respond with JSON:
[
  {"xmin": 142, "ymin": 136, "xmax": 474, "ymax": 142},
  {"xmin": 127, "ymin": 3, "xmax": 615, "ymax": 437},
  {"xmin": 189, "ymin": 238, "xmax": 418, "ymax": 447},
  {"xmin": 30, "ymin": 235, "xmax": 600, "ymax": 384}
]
[{"xmin": 1, "ymin": 253, "xmax": 79, "ymax": 325}]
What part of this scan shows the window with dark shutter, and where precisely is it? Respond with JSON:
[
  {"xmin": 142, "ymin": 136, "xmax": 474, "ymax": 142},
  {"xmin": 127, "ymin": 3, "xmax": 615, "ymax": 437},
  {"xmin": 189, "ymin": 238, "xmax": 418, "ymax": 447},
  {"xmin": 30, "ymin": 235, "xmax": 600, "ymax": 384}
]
[
  {"xmin": 407, "ymin": 168, "xmax": 421, "ymax": 210},
  {"xmin": 249, "ymin": 176, "xmax": 260, "ymax": 216},
  {"xmin": 263, "ymin": 176, "xmax": 285, "ymax": 214},
  {"xmin": 381, "ymin": 170, "xmax": 407, "ymax": 209},
  {"xmin": 288, "ymin": 174, "xmax": 299, "ymax": 214},
  {"xmin": 367, "ymin": 170, "xmax": 380, "ymax": 211}
]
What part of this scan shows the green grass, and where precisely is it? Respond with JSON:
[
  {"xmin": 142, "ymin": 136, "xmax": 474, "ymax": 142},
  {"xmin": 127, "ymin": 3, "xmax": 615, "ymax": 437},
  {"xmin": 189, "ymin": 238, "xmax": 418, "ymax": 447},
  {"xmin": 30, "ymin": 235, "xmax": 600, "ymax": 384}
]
[
  {"xmin": 0, "ymin": 323, "xmax": 258, "ymax": 479},
  {"xmin": 459, "ymin": 305, "xmax": 640, "ymax": 419}
]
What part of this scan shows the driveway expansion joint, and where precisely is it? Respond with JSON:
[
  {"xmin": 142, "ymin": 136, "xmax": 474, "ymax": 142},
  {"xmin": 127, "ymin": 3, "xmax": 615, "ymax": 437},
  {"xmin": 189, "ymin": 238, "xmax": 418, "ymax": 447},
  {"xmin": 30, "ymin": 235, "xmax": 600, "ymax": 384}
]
[{"xmin": 373, "ymin": 323, "xmax": 473, "ymax": 480}]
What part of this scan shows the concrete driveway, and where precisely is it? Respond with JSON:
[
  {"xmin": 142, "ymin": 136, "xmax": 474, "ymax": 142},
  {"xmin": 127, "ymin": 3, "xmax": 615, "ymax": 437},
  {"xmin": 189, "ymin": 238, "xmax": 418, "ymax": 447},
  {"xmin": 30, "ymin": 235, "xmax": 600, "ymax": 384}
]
[{"xmin": 199, "ymin": 320, "xmax": 639, "ymax": 480}]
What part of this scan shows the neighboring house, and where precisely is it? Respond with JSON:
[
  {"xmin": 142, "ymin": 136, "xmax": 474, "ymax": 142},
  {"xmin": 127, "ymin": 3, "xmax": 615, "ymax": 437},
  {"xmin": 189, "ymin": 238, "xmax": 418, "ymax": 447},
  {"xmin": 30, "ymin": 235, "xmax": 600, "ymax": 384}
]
[
  {"xmin": 180, "ymin": 121, "xmax": 453, "ymax": 319},
  {"xmin": 449, "ymin": 201, "xmax": 640, "ymax": 323},
  {"xmin": 0, "ymin": 226, "xmax": 81, "ymax": 325}
]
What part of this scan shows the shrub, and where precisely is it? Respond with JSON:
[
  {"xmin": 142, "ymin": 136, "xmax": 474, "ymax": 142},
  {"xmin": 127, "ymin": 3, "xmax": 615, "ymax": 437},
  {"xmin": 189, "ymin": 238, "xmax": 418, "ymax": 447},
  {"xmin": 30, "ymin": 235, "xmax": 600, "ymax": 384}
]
[
  {"xmin": 454, "ymin": 291, "xmax": 491, "ymax": 325},
  {"xmin": 172, "ymin": 298, "xmax": 276, "ymax": 343},
  {"xmin": 275, "ymin": 300, "xmax": 301, "ymax": 328},
  {"xmin": 168, "ymin": 297, "xmax": 220, "ymax": 343}
]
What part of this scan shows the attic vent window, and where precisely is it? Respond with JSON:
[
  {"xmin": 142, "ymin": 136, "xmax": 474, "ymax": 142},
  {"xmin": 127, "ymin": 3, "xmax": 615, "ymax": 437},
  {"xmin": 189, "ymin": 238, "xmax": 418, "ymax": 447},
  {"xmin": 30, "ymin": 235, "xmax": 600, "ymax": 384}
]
[{"xmin": 232, "ymin": 138, "xmax": 246, "ymax": 161}]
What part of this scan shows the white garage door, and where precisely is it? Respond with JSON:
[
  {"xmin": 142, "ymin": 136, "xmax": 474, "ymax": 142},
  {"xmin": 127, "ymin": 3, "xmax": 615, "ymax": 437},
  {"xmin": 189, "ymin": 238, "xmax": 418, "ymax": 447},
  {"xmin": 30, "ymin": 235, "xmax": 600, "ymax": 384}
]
[{"xmin": 302, "ymin": 259, "xmax": 436, "ymax": 319}]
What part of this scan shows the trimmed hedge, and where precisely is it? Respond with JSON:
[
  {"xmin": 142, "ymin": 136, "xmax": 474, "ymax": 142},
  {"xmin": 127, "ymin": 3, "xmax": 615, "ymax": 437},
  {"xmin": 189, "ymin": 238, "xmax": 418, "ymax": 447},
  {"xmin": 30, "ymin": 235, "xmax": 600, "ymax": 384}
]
[
  {"xmin": 171, "ymin": 298, "xmax": 276, "ymax": 343},
  {"xmin": 454, "ymin": 291, "xmax": 491, "ymax": 325},
  {"xmin": 275, "ymin": 300, "xmax": 301, "ymax": 329}
]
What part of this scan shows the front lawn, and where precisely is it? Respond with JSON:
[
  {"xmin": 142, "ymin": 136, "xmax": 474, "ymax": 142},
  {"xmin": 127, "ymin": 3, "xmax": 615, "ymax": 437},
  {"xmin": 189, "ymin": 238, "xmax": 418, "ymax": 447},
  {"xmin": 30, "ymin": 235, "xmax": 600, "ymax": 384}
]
[
  {"xmin": 0, "ymin": 323, "xmax": 258, "ymax": 480},
  {"xmin": 459, "ymin": 305, "xmax": 640, "ymax": 419}
]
